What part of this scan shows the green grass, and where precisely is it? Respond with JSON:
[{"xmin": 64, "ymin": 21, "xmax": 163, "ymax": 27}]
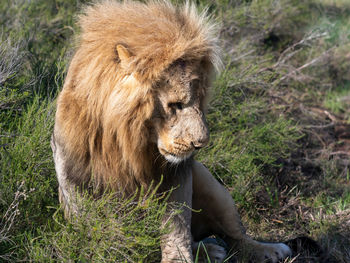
[
  {"xmin": 28, "ymin": 187, "xmax": 172, "ymax": 262},
  {"xmin": 1, "ymin": 0, "xmax": 350, "ymax": 262},
  {"xmin": 324, "ymin": 83, "xmax": 350, "ymax": 116}
]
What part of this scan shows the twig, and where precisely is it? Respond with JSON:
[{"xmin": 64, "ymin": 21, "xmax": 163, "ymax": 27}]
[
  {"xmin": 304, "ymin": 123, "xmax": 335, "ymax": 129},
  {"xmin": 276, "ymin": 31, "xmax": 328, "ymax": 68},
  {"xmin": 329, "ymin": 151, "xmax": 350, "ymax": 156},
  {"xmin": 278, "ymin": 48, "xmax": 334, "ymax": 83}
]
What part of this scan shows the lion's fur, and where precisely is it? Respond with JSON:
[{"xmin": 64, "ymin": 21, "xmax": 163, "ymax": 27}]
[
  {"xmin": 54, "ymin": 0, "xmax": 221, "ymax": 192},
  {"xmin": 53, "ymin": 1, "xmax": 294, "ymax": 261}
]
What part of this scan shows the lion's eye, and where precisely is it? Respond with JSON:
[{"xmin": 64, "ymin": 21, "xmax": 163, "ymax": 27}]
[
  {"xmin": 190, "ymin": 79, "xmax": 199, "ymax": 89},
  {"xmin": 168, "ymin": 102, "xmax": 183, "ymax": 110}
]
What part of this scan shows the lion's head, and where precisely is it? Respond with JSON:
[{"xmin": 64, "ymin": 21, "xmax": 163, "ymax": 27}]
[
  {"xmin": 152, "ymin": 59, "xmax": 210, "ymax": 164},
  {"xmin": 55, "ymin": 0, "xmax": 221, "ymax": 192}
]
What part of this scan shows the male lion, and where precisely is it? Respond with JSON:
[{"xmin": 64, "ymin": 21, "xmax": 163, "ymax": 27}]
[{"xmin": 51, "ymin": 0, "xmax": 292, "ymax": 262}]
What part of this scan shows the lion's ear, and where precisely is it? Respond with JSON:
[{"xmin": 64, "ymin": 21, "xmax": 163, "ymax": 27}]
[{"xmin": 116, "ymin": 44, "xmax": 132, "ymax": 68}]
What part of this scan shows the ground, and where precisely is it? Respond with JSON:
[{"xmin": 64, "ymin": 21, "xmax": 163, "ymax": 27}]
[{"xmin": 0, "ymin": 0, "xmax": 349, "ymax": 262}]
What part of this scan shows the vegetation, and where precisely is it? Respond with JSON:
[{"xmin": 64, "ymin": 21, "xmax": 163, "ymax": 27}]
[{"xmin": 1, "ymin": 0, "xmax": 349, "ymax": 262}]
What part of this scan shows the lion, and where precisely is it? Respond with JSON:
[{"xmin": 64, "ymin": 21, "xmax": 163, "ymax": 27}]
[{"xmin": 51, "ymin": 0, "xmax": 292, "ymax": 262}]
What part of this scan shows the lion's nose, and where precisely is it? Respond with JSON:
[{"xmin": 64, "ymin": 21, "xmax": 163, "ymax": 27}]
[
  {"xmin": 191, "ymin": 142, "xmax": 202, "ymax": 150},
  {"xmin": 191, "ymin": 138, "xmax": 209, "ymax": 150}
]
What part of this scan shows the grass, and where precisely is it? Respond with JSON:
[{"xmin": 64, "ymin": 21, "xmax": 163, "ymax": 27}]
[
  {"xmin": 324, "ymin": 83, "xmax": 350, "ymax": 116},
  {"xmin": 1, "ymin": 0, "xmax": 350, "ymax": 262},
  {"xmin": 28, "ymin": 186, "xmax": 172, "ymax": 262}
]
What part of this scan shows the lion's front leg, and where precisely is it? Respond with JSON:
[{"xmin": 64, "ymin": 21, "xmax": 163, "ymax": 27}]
[
  {"xmin": 192, "ymin": 161, "xmax": 292, "ymax": 263},
  {"xmin": 161, "ymin": 171, "xmax": 193, "ymax": 263},
  {"xmin": 51, "ymin": 133, "xmax": 79, "ymax": 217}
]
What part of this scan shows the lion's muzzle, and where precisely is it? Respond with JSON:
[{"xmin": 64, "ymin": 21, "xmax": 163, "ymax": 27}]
[{"xmin": 158, "ymin": 107, "xmax": 209, "ymax": 164}]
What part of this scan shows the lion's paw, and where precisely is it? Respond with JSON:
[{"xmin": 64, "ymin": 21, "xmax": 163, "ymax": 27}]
[
  {"xmin": 253, "ymin": 242, "xmax": 292, "ymax": 263},
  {"xmin": 193, "ymin": 242, "xmax": 226, "ymax": 263}
]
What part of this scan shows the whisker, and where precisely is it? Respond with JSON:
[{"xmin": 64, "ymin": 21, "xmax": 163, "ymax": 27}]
[{"xmin": 154, "ymin": 152, "xmax": 162, "ymax": 164}]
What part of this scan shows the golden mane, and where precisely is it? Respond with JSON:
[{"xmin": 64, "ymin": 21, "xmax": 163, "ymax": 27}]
[{"xmin": 55, "ymin": 0, "xmax": 221, "ymax": 193}]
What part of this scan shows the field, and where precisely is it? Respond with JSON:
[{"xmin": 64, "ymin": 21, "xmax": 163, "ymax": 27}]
[{"xmin": 0, "ymin": 0, "xmax": 349, "ymax": 262}]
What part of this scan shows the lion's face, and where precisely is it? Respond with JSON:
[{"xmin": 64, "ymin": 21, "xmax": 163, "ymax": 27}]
[{"xmin": 152, "ymin": 60, "xmax": 209, "ymax": 164}]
